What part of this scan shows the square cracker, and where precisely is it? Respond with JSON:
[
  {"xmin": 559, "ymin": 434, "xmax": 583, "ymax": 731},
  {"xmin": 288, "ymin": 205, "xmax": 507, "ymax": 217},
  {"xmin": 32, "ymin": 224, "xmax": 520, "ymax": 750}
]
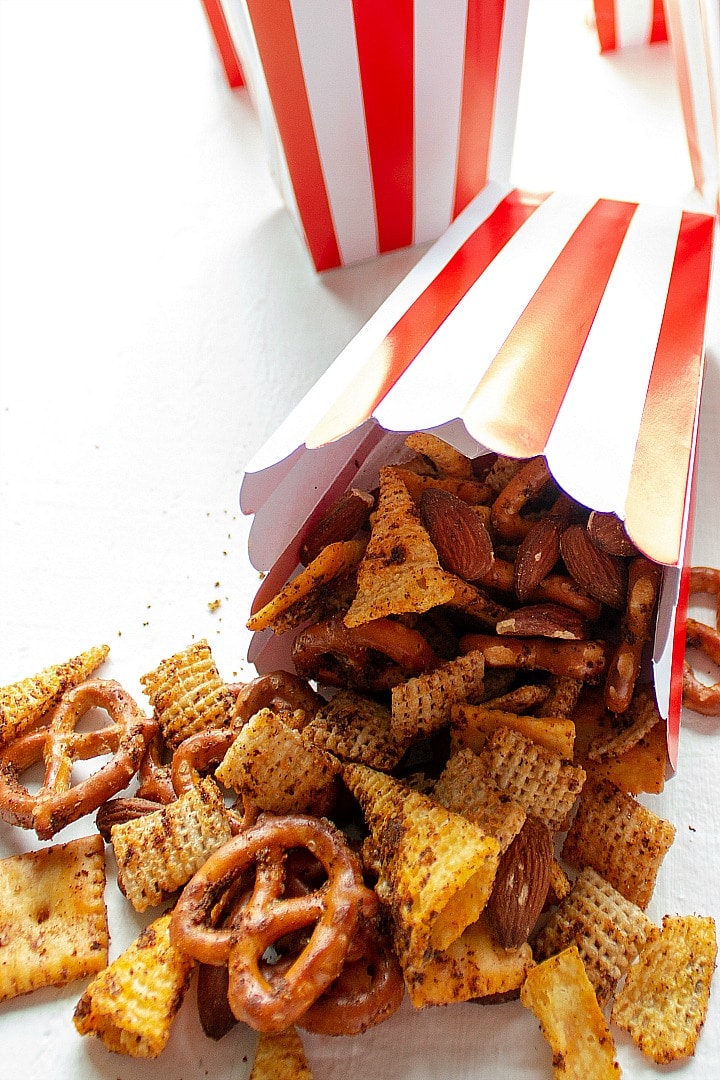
[
  {"xmin": 0, "ymin": 833, "xmax": 108, "ymax": 1002},
  {"xmin": 561, "ymin": 776, "xmax": 675, "ymax": 909},
  {"xmin": 611, "ymin": 914, "xmax": 717, "ymax": 1064},
  {"xmin": 520, "ymin": 945, "xmax": 621, "ymax": 1078}
]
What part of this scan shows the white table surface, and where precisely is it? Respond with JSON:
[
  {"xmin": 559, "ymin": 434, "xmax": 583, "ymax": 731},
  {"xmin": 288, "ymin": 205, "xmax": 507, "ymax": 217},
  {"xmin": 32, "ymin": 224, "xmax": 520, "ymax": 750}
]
[{"xmin": 0, "ymin": 2, "xmax": 718, "ymax": 1078}]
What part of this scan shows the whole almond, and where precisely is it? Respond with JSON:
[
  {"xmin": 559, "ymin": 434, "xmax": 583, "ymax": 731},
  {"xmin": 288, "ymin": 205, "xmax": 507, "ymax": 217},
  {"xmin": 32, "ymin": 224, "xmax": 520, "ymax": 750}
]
[
  {"xmin": 486, "ymin": 816, "xmax": 553, "ymax": 949},
  {"xmin": 196, "ymin": 962, "xmax": 237, "ymax": 1041},
  {"xmin": 95, "ymin": 796, "xmax": 162, "ymax": 842},
  {"xmin": 420, "ymin": 488, "xmax": 494, "ymax": 582},
  {"xmin": 587, "ymin": 510, "xmax": 638, "ymax": 557},
  {"xmin": 495, "ymin": 602, "xmax": 589, "ymax": 640},
  {"xmin": 514, "ymin": 515, "xmax": 565, "ymax": 601},
  {"xmin": 299, "ymin": 488, "xmax": 374, "ymax": 565},
  {"xmin": 560, "ymin": 524, "xmax": 628, "ymax": 610}
]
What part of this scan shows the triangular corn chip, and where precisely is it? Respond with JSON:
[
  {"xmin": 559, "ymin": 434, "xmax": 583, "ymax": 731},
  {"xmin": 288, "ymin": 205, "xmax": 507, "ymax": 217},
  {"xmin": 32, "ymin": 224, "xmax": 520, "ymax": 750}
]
[
  {"xmin": 73, "ymin": 911, "xmax": 194, "ymax": 1058},
  {"xmin": 344, "ymin": 467, "xmax": 455, "ymax": 627},
  {"xmin": 0, "ymin": 644, "xmax": 110, "ymax": 746},
  {"xmin": 343, "ymin": 762, "xmax": 500, "ymax": 967},
  {"xmin": 249, "ymin": 1026, "xmax": 313, "ymax": 1079}
]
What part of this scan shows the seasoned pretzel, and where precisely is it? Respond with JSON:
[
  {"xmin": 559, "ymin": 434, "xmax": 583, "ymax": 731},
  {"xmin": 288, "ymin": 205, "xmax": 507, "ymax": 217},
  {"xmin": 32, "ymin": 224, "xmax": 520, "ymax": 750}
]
[
  {"xmin": 170, "ymin": 814, "xmax": 374, "ymax": 1032},
  {"xmin": 605, "ymin": 557, "xmax": 662, "ymax": 713},
  {"xmin": 459, "ymin": 632, "xmax": 609, "ymax": 682},
  {"xmin": 231, "ymin": 671, "xmax": 324, "ymax": 726},
  {"xmin": 135, "ymin": 727, "xmax": 175, "ymax": 804},
  {"xmin": 0, "ymin": 679, "xmax": 156, "ymax": 840},
  {"xmin": 490, "ymin": 456, "xmax": 553, "ymax": 542},
  {"xmin": 292, "ymin": 613, "xmax": 437, "ymax": 691},
  {"xmin": 298, "ymin": 918, "xmax": 404, "ymax": 1036},
  {"xmin": 682, "ymin": 566, "xmax": 720, "ymax": 716},
  {"xmin": 170, "ymin": 727, "xmax": 262, "ymax": 834}
]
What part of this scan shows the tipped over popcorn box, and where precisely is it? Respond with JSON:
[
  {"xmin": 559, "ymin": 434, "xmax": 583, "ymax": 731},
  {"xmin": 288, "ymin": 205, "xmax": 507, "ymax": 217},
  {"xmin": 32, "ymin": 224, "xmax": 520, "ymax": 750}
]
[
  {"xmin": 209, "ymin": 0, "xmax": 530, "ymax": 270},
  {"xmin": 240, "ymin": 183, "xmax": 716, "ymax": 772}
]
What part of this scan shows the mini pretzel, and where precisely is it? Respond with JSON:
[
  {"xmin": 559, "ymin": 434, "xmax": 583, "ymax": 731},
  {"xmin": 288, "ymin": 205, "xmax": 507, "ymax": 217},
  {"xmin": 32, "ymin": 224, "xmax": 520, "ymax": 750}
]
[
  {"xmin": 299, "ymin": 918, "xmax": 404, "ymax": 1036},
  {"xmin": 490, "ymin": 457, "xmax": 553, "ymax": 542},
  {"xmin": 170, "ymin": 727, "xmax": 261, "ymax": 834},
  {"xmin": 292, "ymin": 613, "xmax": 437, "ymax": 691},
  {"xmin": 231, "ymin": 671, "xmax": 325, "ymax": 726},
  {"xmin": 682, "ymin": 566, "xmax": 720, "ymax": 716},
  {"xmin": 170, "ymin": 814, "xmax": 374, "ymax": 1032},
  {"xmin": 605, "ymin": 557, "xmax": 661, "ymax": 713},
  {"xmin": 135, "ymin": 728, "xmax": 175, "ymax": 804},
  {"xmin": 459, "ymin": 633, "xmax": 609, "ymax": 682},
  {"xmin": 0, "ymin": 679, "xmax": 156, "ymax": 840}
]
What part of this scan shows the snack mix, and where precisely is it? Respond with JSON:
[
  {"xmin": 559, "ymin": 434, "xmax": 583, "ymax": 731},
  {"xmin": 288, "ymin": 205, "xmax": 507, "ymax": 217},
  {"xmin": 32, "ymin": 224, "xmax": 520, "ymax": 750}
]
[{"xmin": 0, "ymin": 434, "xmax": 718, "ymax": 1078}]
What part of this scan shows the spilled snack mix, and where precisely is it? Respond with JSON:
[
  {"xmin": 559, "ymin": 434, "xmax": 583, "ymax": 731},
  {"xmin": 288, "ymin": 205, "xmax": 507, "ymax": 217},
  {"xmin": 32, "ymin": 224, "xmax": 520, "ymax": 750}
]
[{"xmin": 0, "ymin": 432, "xmax": 717, "ymax": 1077}]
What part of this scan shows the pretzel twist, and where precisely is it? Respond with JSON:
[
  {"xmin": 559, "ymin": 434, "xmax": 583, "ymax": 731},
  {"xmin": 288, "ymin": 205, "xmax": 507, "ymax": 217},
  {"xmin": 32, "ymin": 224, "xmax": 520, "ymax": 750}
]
[
  {"xmin": 682, "ymin": 566, "xmax": 720, "ymax": 716},
  {"xmin": 298, "ymin": 918, "xmax": 404, "ymax": 1036},
  {"xmin": 170, "ymin": 814, "xmax": 374, "ymax": 1032},
  {"xmin": 231, "ymin": 671, "xmax": 325, "ymax": 726},
  {"xmin": 0, "ymin": 679, "xmax": 156, "ymax": 840},
  {"xmin": 292, "ymin": 613, "xmax": 437, "ymax": 690},
  {"xmin": 605, "ymin": 556, "xmax": 661, "ymax": 713}
]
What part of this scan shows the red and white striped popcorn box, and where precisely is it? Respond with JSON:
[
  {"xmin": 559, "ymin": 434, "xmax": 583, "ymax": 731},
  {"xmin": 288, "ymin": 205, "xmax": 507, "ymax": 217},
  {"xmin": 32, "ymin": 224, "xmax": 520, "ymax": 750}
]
[
  {"xmin": 665, "ymin": 0, "xmax": 720, "ymax": 214},
  {"xmin": 590, "ymin": 0, "xmax": 668, "ymax": 52},
  {"xmin": 210, "ymin": 0, "xmax": 530, "ymax": 271},
  {"xmin": 240, "ymin": 183, "xmax": 716, "ymax": 769}
]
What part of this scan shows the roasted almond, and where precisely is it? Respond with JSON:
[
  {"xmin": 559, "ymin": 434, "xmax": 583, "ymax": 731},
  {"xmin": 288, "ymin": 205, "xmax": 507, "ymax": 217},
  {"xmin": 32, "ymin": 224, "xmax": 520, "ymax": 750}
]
[
  {"xmin": 420, "ymin": 488, "xmax": 494, "ymax": 582},
  {"xmin": 514, "ymin": 517, "xmax": 564, "ymax": 601},
  {"xmin": 587, "ymin": 510, "xmax": 638, "ymax": 557},
  {"xmin": 196, "ymin": 962, "xmax": 237, "ymax": 1041},
  {"xmin": 560, "ymin": 524, "xmax": 628, "ymax": 611},
  {"xmin": 495, "ymin": 603, "xmax": 589, "ymax": 640},
  {"xmin": 486, "ymin": 816, "xmax": 553, "ymax": 950},
  {"xmin": 299, "ymin": 488, "xmax": 374, "ymax": 565},
  {"xmin": 95, "ymin": 796, "xmax": 161, "ymax": 842}
]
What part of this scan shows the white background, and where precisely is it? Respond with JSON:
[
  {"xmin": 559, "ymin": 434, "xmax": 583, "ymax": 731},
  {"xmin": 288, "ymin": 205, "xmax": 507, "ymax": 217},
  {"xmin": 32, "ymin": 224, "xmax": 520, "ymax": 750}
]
[{"xmin": 0, "ymin": 1, "xmax": 718, "ymax": 1078}]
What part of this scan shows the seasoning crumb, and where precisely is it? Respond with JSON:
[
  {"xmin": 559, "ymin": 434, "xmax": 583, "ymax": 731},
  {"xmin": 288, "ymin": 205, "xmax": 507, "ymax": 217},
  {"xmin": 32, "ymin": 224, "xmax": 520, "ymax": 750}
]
[{"xmin": 208, "ymin": 599, "xmax": 221, "ymax": 612}]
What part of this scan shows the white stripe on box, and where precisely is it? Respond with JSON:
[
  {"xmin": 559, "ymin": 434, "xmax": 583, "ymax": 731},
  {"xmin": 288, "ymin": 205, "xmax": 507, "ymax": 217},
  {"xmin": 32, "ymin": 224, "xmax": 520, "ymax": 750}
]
[
  {"xmin": 413, "ymin": 0, "xmax": 468, "ymax": 244},
  {"xmin": 615, "ymin": 0, "xmax": 656, "ymax": 47},
  {"xmin": 373, "ymin": 191, "xmax": 599, "ymax": 435},
  {"xmin": 545, "ymin": 204, "xmax": 683, "ymax": 516},
  {"xmin": 487, "ymin": 0, "xmax": 531, "ymax": 182},
  {"xmin": 670, "ymin": 0, "xmax": 719, "ymax": 201},
  {"xmin": 225, "ymin": 1, "xmax": 304, "ymax": 233},
  {"xmin": 290, "ymin": 0, "xmax": 378, "ymax": 266}
]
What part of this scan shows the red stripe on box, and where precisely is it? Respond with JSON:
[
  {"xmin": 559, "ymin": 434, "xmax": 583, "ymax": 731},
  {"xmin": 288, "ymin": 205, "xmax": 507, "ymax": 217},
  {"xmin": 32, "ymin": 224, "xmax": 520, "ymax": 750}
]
[
  {"xmin": 201, "ymin": 0, "xmax": 244, "ymax": 88},
  {"xmin": 464, "ymin": 199, "xmax": 637, "ymax": 458},
  {"xmin": 625, "ymin": 212, "xmax": 714, "ymax": 566},
  {"xmin": 650, "ymin": 0, "xmax": 668, "ymax": 43},
  {"xmin": 453, "ymin": 0, "xmax": 505, "ymax": 217},
  {"xmin": 352, "ymin": 0, "xmax": 414, "ymax": 253},
  {"xmin": 593, "ymin": 0, "xmax": 617, "ymax": 52},
  {"xmin": 245, "ymin": 0, "xmax": 340, "ymax": 271},
  {"xmin": 307, "ymin": 189, "xmax": 545, "ymax": 449}
]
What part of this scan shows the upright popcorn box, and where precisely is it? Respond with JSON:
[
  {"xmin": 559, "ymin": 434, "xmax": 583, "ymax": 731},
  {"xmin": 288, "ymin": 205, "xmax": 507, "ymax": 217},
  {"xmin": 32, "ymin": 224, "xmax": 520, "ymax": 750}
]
[
  {"xmin": 240, "ymin": 183, "xmax": 716, "ymax": 770},
  {"xmin": 207, "ymin": 0, "xmax": 530, "ymax": 270},
  {"xmin": 665, "ymin": 0, "xmax": 720, "ymax": 213},
  {"xmin": 590, "ymin": 0, "xmax": 668, "ymax": 52}
]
